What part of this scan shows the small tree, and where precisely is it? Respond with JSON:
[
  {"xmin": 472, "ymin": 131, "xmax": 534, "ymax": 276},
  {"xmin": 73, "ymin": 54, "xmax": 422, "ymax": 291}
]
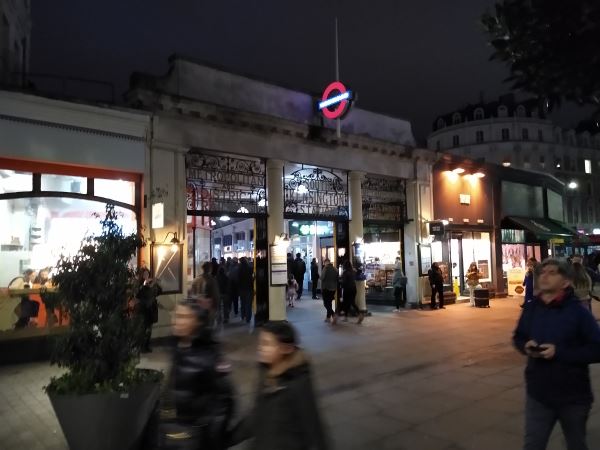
[
  {"xmin": 46, "ymin": 204, "xmax": 159, "ymax": 394},
  {"xmin": 482, "ymin": 0, "xmax": 600, "ymax": 117}
]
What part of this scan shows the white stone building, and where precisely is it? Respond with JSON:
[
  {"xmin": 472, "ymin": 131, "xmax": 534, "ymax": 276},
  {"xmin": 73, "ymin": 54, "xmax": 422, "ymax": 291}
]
[
  {"xmin": 427, "ymin": 94, "xmax": 600, "ymax": 234},
  {"xmin": 0, "ymin": 0, "xmax": 30, "ymax": 86}
]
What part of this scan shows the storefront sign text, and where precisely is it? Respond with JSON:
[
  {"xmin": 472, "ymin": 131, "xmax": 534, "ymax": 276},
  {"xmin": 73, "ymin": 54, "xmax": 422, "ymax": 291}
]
[{"xmin": 284, "ymin": 168, "xmax": 348, "ymax": 218}]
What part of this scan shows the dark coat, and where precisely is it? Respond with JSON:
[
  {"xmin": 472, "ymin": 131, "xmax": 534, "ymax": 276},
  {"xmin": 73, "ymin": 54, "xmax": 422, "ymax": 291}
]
[
  {"xmin": 341, "ymin": 269, "xmax": 356, "ymax": 294},
  {"xmin": 428, "ymin": 267, "xmax": 444, "ymax": 286},
  {"xmin": 171, "ymin": 332, "xmax": 235, "ymax": 447},
  {"xmin": 136, "ymin": 281, "xmax": 162, "ymax": 324},
  {"xmin": 310, "ymin": 262, "xmax": 320, "ymax": 281},
  {"xmin": 293, "ymin": 258, "xmax": 306, "ymax": 281},
  {"xmin": 238, "ymin": 263, "xmax": 254, "ymax": 293},
  {"xmin": 513, "ymin": 288, "xmax": 600, "ymax": 407},
  {"xmin": 229, "ymin": 351, "xmax": 329, "ymax": 450}
]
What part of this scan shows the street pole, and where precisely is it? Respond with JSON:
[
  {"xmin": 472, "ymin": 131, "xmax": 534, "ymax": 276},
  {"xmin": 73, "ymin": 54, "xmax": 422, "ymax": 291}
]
[{"xmin": 335, "ymin": 16, "xmax": 341, "ymax": 139}]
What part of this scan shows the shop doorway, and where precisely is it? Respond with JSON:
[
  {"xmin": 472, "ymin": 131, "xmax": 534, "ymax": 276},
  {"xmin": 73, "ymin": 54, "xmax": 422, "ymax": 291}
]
[
  {"xmin": 448, "ymin": 231, "xmax": 493, "ymax": 295},
  {"xmin": 286, "ymin": 220, "xmax": 335, "ymax": 297},
  {"xmin": 186, "ymin": 214, "xmax": 269, "ymax": 324}
]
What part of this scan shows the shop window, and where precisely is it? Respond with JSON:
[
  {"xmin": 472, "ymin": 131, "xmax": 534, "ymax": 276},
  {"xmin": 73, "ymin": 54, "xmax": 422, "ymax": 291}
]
[
  {"xmin": 94, "ymin": 178, "xmax": 135, "ymax": 205},
  {"xmin": 501, "ymin": 128, "xmax": 510, "ymax": 141},
  {"xmin": 223, "ymin": 235, "xmax": 233, "ymax": 246},
  {"xmin": 0, "ymin": 170, "xmax": 32, "ymax": 193},
  {"xmin": 235, "ymin": 231, "xmax": 246, "ymax": 241},
  {"xmin": 452, "ymin": 135, "xmax": 460, "ymax": 147},
  {"xmin": 522, "ymin": 128, "xmax": 529, "ymax": 141},
  {"xmin": 585, "ymin": 159, "xmax": 592, "ymax": 174},
  {"xmin": 476, "ymin": 130, "xmax": 484, "ymax": 143},
  {"xmin": 41, "ymin": 174, "xmax": 86, "ymax": 194}
]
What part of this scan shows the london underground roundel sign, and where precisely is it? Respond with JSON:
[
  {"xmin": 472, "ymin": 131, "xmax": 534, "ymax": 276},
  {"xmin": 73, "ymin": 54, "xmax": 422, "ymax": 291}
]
[{"xmin": 318, "ymin": 81, "xmax": 353, "ymax": 120}]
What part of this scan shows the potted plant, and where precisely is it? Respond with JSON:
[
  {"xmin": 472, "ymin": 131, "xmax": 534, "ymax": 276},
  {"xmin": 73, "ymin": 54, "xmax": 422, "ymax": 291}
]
[{"xmin": 45, "ymin": 204, "xmax": 162, "ymax": 450}]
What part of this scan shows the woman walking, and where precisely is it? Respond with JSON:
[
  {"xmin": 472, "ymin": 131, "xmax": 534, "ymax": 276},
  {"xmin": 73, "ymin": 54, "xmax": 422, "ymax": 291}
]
[
  {"xmin": 392, "ymin": 258, "xmax": 407, "ymax": 311},
  {"xmin": 320, "ymin": 259, "xmax": 338, "ymax": 324},
  {"xmin": 573, "ymin": 261, "xmax": 593, "ymax": 311},
  {"xmin": 227, "ymin": 322, "xmax": 330, "ymax": 450}
]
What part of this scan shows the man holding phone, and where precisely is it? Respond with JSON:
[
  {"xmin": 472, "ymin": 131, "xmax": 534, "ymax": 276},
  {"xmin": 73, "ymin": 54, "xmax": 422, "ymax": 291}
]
[{"xmin": 513, "ymin": 258, "xmax": 600, "ymax": 449}]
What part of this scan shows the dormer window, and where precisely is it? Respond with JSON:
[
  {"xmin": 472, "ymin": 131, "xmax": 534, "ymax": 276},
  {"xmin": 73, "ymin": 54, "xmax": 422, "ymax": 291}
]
[
  {"xmin": 436, "ymin": 118, "xmax": 446, "ymax": 130},
  {"xmin": 498, "ymin": 105, "xmax": 508, "ymax": 118},
  {"xmin": 516, "ymin": 105, "xmax": 526, "ymax": 117},
  {"xmin": 452, "ymin": 113, "xmax": 462, "ymax": 125},
  {"xmin": 474, "ymin": 108, "xmax": 484, "ymax": 121}
]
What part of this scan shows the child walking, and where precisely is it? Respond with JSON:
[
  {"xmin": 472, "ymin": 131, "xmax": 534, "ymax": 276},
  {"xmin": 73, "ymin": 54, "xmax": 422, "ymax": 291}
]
[{"xmin": 286, "ymin": 274, "xmax": 298, "ymax": 308}]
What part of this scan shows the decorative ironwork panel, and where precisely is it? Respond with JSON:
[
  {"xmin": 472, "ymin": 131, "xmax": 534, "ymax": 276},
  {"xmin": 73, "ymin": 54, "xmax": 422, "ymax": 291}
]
[
  {"xmin": 186, "ymin": 153, "xmax": 266, "ymax": 214},
  {"xmin": 362, "ymin": 175, "xmax": 407, "ymax": 222},
  {"xmin": 284, "ymin": 167, "xmax": 348, "ymax": 217}
]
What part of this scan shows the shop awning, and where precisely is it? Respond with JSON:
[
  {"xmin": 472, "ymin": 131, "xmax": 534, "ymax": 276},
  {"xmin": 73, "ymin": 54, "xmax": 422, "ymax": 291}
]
[{"xmin": 504, "ymin": 217, "xmax": 576, "ymax": 240}]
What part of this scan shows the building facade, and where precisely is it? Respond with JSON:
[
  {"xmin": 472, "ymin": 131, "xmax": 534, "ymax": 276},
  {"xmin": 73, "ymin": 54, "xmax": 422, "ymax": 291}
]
[
  {"xmin": 126, "ymin": 55, "xmax": 436, "ymax": 324},
  {"xmin": 0, "ymin": 0, "xmax": 30, "ymax": 86},
  {"xmin": 428, "ymin": 155, "xmax": 571, "ymax": 299},
  {"xmin": 427, "ymin": 94, "xmax": 600, "ymax": 237}
]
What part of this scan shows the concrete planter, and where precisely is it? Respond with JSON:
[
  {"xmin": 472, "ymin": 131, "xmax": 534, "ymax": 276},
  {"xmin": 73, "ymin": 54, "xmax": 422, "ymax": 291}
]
[{"xmin": 48, "ymin": 379, "xmax": 161, "ymax": 450}]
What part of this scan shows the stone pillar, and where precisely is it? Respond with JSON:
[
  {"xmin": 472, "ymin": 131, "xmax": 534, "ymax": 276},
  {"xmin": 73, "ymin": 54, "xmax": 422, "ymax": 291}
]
[
  {"xmin": 348, "ymin": 171, "xmax": 366, "ymax": 312},
  {"xmin": 266, "ymin": 159, "xmax": 286, "ymax": 321}
]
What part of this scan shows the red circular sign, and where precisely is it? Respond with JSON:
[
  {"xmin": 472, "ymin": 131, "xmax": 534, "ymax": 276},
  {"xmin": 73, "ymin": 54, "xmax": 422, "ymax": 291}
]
[{"xmin": 320, "ymin": 81, "xmax": 350, "ymax": 120}]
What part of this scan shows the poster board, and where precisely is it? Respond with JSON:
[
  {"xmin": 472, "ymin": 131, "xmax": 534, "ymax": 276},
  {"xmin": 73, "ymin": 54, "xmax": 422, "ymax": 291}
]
[
  {"xmin": 507, "ymin": 267, "xmax": 526, "ymax": 296},
  {"xmin": 270, "ymin": 245, "xmax": 288, "ymax": 286},
  {"xmin": 417, "ymin": 244, "xmax": 432, "ymax": 276},
  {"xmin": 151, "ymin": 243, "xmax": 183, "ymax": 294}
]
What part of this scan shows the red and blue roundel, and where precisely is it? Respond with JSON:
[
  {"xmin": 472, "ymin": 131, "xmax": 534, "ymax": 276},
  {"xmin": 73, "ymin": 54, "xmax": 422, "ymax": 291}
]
[{"xmin": 318, "ymin": 81, "xmax": 353, "ymax": 120}]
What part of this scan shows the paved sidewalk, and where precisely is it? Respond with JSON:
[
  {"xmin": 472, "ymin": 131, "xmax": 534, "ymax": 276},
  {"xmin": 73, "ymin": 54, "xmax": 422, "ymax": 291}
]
[{"xmin": 2, "ymin": 297, "xmax": 600, "ymax": 449}]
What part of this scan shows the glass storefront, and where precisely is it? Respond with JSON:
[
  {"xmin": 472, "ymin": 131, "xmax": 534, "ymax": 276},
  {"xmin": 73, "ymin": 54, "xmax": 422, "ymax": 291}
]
[{"xmin": 0, "ymin": 168, "xmax": 139, "ymax": 339}]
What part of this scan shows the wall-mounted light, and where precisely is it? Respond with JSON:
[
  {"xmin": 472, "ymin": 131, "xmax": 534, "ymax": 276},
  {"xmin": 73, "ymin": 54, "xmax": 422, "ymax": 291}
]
[
  {"xmin": 502, "ymin": 160, "xmax": 511, "ymax": 167},
  {"xmin": 219, "ymin": 215, "xmax": 231, "ymax": 222},
  {"xmin": 452, "ymin": 167, "xmax": 465, "ymax": 174},
  {"xmin": 472, "ymin": 170, "xmax": 485, "ymax": 178},
  {"xmin": 463, "ymin": 218, "xmax": 470, "ymax": 223},
  {"xmin": 442, "ymin": 220, "xmax": 449, "ymax": 226},
  {"xmin": 568, "ymin": 181, "xmax": 578, "ymax": 189},
  {"xmin": 157, "ymin": 231, "xmax": 180, "ymax": 253},
  {"xmin": 477, "ymin": 219, "xmax": 484, "ymax": 224},
  {"xmin": 210, "ymin": 220, "xmax": 216, "ymax": 226},
  {"xmin": 448, "ymin": 217, "xmax": 454, "ymax": 222}
]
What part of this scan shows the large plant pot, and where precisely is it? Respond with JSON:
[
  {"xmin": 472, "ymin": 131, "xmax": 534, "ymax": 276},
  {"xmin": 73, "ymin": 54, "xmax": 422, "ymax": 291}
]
[{"xmin": 49, "ymin": 380, "xmax": 161, "ymax": 450}]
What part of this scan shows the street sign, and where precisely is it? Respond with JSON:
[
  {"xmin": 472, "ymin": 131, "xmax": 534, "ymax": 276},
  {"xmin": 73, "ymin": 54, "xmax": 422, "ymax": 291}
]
[{"xmin": 318, "ymin": 81, "xmax": 353, "ymax": 120}]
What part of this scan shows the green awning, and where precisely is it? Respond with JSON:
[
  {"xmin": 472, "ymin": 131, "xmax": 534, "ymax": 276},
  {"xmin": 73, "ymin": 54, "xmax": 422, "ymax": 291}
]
[{"xmin": 505, "ymin": 217, "xmax": 575, "ymax": 239}]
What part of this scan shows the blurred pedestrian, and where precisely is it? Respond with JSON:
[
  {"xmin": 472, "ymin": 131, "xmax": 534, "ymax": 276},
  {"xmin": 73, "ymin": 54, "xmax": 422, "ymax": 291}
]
[
  {"xmin": 573, "ymin": 261, "xmax": 593, "ymax": 311},
  {"xmin": 320, "ymin": 259, "xmax": 338, "ymax": 324},
  {"xmin": 392, "ymin": 258, "xmax": 407, "ymax": 311},
  {"xmin": 217, "ymin": 264, "xmax": 229, "ymax": 324},
  {"xmin": 227, "ymin": 321, "xmax": 330, "ymax": 450},
  {"xmin": 293, "ymin": 253, "xmax": 306, "ymax": 299},
  {"xmin": 136, "ymin": 267, "xmax": 162, "ymax": 352},
  {"xmin": 310, "ymin": 258, "xmax": 320, "ymax": 299},
  {"xmin": 159, "ymin": 299, "xmax": 234, "ymax": 450},
  {"xmin": 513, "ymin": 258, "xmax": 600, "ymax": 450},
  {"xmin": 286, "ymin": 274, "xmax": 298, "ymax": 308},
  {"xmin": 190, "ymin": 261, "xmax": 220, "ymax": 324},
  {"xmin": 238, "ymin": 257, "xmax": 254, "ymax": 323},
  {"xmin": 341, "ymin": 261, "xmax": 362, "ymax": 323}
]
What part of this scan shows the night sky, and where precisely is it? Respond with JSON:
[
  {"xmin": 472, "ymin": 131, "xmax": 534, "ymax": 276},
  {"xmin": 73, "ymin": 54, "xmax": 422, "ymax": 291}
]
[{"xmin": 31, "ymin": 0, "xmax": 592, "ymax": 144}]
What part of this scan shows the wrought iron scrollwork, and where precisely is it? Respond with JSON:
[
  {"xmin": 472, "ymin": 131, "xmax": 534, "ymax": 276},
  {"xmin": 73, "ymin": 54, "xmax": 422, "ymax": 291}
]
[
  {"xmin": 284, "ymin": 167, "xmax": 348, "ymax": 217},
  {"xmin": 186, "ymin": 153, "xmax": 266, "ymax": 214}
]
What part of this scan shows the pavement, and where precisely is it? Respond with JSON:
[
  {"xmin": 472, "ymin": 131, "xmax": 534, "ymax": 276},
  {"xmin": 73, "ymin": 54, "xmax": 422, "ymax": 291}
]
[{"xmin": 2, "ymin": 297, "xmax": 600, "ymax": 449}]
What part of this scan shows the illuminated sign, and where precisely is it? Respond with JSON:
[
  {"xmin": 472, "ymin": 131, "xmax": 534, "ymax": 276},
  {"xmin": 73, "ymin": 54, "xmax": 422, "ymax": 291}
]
[
  {"xmin": 459, "ymin": 194, "xmax": 471, "ymax": 205},
  {"xmin": 318, "ymin": 81, "xmax": 353, "ymax": 120}
]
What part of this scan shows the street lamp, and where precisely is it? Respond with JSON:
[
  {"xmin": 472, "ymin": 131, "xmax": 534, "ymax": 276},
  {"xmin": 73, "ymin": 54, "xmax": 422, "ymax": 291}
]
[{"xmin": 568, "ymin": 181, "xmax": 578, "ymax": 189}]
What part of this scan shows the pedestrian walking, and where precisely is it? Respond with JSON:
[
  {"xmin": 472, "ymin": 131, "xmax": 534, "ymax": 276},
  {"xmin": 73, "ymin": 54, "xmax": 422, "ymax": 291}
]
[
  {"xmin": 465, "ymin": 262, "xmax": 482, "ymax": 307},
  {"xmin": 320, "ymin": 259, "xmax": 338, "ymax": 324},
  {"xmin": 341, "ymin": 261, "xmax": 363, "ymax": 323},
  {"xmin": 521, "ymin": 257, "xmax": 539, "ymax": 308},
  {"xmin": 217, "ymin": 264, "xmax": 229, "ymax": 324},
  {"xmin": 286, "ymin": 274, "xmax": 298, "ymax": 308},
  {"xmin": 238, "ymin": 257, "xmax": 254, "ymax": 323},
  {"xmin": 157, "ymin": 299, "xmax": 235, "ymax": 450},
  {"xmin": 227, "ymin": 258, "xmax": 240, "ymax": 318},
  {"xmin": 392, "ymin": 258, "xmax": 407, "ymax": 311},
  {"xmin": 513, "ymin": 258, "xmax": 600, "ymax": 450},
  {"xmin": 311, "ymin": 258, "xmax": 320, "ymax": 299},
  {"xmin": 428, "ymin": 262, "xmax": 445, "ymax": 309},
  {"xmin": 293, "ymin": 253, "xmax": 307, "ymax": 299},
  {"xmin": 227, "ymin": 321, "xmax": 330, "ymax": 450},
  {"xmin": 190, "ymin": 261, "xmax": 220, "ymax": 324},
  {"xmin": 573, "ymin": 261, "xmax": 593, "ymax": 311}
]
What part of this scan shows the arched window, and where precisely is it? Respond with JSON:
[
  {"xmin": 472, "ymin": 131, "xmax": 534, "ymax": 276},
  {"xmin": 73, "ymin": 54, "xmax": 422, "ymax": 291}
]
[
  {"xmin": 516, "ymin": 105, "xmax": 526, "ymax": 117},
  {"xmin": 473, "ymin": 108, "xmax": 484, "ymax": 121},
  {"xmin": 498, "ymin": 105, "xmax": 508, "ymax": 117},
  {"xmin": 452, "ymin": 113, "xmax": 462, "ymax": 125},
  {"xmin": 436, "ymin": 118, "xmax": 446, "ymax": 130}
]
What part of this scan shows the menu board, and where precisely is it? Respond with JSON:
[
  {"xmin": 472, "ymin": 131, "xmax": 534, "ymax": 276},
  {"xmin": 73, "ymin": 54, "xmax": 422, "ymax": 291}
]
[{"xmin": 270, "ymin": 245, "xmax": 288, "ymax": 286}]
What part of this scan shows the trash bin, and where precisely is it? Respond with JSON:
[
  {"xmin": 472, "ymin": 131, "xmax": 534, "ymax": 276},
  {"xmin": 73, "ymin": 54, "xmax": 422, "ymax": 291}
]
[{"xmin": 474, "ymin": 288, "xmax": 490, "ymax": 308}]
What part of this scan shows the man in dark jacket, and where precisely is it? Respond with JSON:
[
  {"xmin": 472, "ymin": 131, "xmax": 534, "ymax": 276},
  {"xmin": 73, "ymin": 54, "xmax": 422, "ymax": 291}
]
[
  {"xmin": 427, "ymin": 263, "xmax": 445, "ymax": 309},
  {"xmin": 293, "ymin": 253, "xmax": 307, "ymax": 299},
  {"xmin": 310, "ymin": 258, "xmax": 320, "ymax": 299},
  {"xmin": 238, "ymin": 257, "xmax": 254, "ymax": 323},
  {"xmin": 513, "ymin": 258, "xmax": 600, "ymax": 450}
]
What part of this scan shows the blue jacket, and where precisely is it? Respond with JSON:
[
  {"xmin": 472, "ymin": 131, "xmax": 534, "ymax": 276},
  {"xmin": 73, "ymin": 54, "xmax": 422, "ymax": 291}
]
[
  {"xmin": 513, "ymin": 288, "xmax": 600, "ymax": 406},
  {"xmin": 522, "ymin": 271, "xmax": 534, "ymax": 300}
]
